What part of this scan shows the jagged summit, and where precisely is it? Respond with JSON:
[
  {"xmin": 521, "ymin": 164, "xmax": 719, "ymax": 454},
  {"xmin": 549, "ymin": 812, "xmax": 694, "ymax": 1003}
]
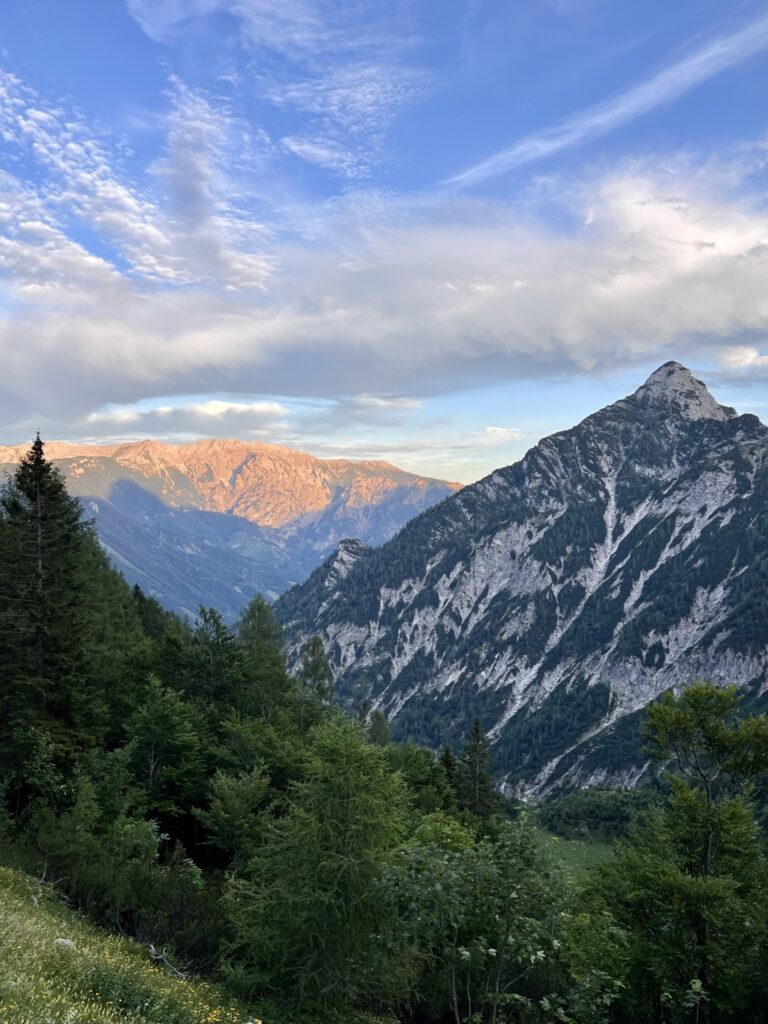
[
  {"xmin": 632, "ymin": 361, "xmax": 734, "ymax": 422},
  {"xmin": 324, "ymin": 538, "xmax": 370, "ymax": 587},
  {"xmin": 277, "ymin": 363, "xmax": 766, "ymax": 797}
]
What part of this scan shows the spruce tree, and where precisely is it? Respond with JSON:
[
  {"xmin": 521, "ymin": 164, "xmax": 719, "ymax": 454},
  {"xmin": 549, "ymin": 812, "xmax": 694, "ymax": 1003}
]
[
  {"xmin": 297, "ymin": 635, "xmax": 333, "ymax": 702},
  {"xmin": 236, "ymin": 595, "xmax": 293, "ymax": 719},
  {"xmin": 183, "ymin": 607, "xmax": 241, "ymax": 706},
  {"xmin": 295, "ymin": 635, "xmax": 333, "ymax": 730},
  {"xmin": 455, "ymin": 718, "xmax": 497, "ymax": 819},
  {"xmin": 0, "ymin": 436, "xmax": 101, "ymax": 802},
  {"xmin": 439, "ymin": 743, "xmax": 457, "ymax": 787},
  {"xmin": 367, "ymin": 709, "xmax": 392, "ymax": 746}
]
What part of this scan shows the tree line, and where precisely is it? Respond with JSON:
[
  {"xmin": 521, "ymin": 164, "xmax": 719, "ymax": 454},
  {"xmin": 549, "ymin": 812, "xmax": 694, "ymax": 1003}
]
[{"xmin": 1, "ymin": 437, "xmax": 767, "ymax": 1023}]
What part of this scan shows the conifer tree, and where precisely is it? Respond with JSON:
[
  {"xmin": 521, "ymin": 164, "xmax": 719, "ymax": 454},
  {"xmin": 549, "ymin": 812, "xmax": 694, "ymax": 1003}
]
[
  {"xmin": 236, "ymin": 595, "xmax": 293, "ymax": 719},
  {"xmin": 367, "ymin": 709, "xmax": 392, "ymax": 746},
  {"xmin": 295, "ymin": 635, "xmax": 333, "ymax": 729},
  {"xmin": 224, "ymin": 719, "xmax": 406, "ymax": 1015},
  {"xmin": 455, "ymin": 718, "xmax": 497, "ymax": 819},
  {"xmin": 297, "ymin": 635, "xmax": 333, "ymax": 702},
  {"xmin": 439, "ymin": 743, "xmax": 457, "ymax": 787},
  {"xmin": 0, "ymin": 436, "xmax": 101, "ymax": 802},
  {"xmin": 184, "ymin": 607, "xmax": 241, "ymax": 706}
]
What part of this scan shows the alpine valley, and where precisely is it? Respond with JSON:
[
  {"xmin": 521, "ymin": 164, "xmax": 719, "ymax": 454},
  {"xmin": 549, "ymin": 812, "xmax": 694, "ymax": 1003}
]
[
  {"xmin": 276, "ymin": 363, "xmax": 768, "ymax": 797},
  {"xmin": 0, "ymin": 439, "xmax": 458, "ymax": 619}
]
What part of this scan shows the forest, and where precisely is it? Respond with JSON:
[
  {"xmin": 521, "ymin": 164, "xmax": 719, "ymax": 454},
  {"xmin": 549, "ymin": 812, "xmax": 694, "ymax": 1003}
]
[{"xmin": 1, "ymin": 437, "xmax": 767, "ymax": 1024}]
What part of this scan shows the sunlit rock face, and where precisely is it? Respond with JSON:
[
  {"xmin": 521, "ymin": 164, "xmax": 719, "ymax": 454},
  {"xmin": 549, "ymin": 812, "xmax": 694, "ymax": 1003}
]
[
  {"xmin": 0, "ymin": 439, "xmax": 458, "ymax": 620},
  {"xmin": 277, "ymin": 363, "xmax": 767, "ymax": 797}
]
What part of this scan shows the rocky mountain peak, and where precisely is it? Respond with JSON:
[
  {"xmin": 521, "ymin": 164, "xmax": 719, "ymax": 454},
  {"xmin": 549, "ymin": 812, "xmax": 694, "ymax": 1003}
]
[
  {"xmin": 632, "ymin": 361, "xmax": 734, "ymax": 422},
  {"xmin": 324, "ymin": 538, "xmax": 369, "ymax": 587},
  {"xmin": 277, "ymin": 366, "xmax": 766, "ymax": 797}
]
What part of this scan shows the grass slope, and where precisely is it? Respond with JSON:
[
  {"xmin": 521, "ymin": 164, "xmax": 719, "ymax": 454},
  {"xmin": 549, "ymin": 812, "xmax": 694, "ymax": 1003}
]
[
  {"xmin": 0, "ymin": 866, "xmax": 257, "ymax": 1024},
  {"xmin": 536, "ymin": 830, "xmax": 614, "ymax": 876}
]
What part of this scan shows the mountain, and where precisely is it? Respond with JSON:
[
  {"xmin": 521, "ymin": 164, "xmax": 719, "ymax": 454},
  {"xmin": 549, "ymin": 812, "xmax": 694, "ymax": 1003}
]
[
  {"xmin": 0, "ymin": 439, "xmax": 459, "ymax": 619},
  {"xmin": 276, "ymin": 363, "xmax": 768, "ymax": 797}
]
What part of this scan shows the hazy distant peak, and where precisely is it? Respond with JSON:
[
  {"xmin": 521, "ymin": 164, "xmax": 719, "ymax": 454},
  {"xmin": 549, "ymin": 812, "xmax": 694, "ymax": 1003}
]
[{"xmin": 632, "ymin": 361, "xmax": 734, "ymax": 422}]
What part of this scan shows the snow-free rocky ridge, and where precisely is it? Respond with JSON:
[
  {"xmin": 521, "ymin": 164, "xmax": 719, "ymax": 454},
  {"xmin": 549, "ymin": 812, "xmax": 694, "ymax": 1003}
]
[
  {"xmin": 277, "ymin": 363, "xmax": 767, "ymax": 797},
  {"xmin": 0, "ymin": 439, "xmax": 459, "ymax": 620}
]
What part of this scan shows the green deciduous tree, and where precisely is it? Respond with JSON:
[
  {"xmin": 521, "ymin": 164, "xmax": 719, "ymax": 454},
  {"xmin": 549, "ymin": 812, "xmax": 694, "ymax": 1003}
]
[
  {"xmin": 379, "ymin": 817, "xmax": 565, "ymax": 1023},
  {"xmin": 594, "ymin": 683, "xmax": 768, "ymax": 1023}
]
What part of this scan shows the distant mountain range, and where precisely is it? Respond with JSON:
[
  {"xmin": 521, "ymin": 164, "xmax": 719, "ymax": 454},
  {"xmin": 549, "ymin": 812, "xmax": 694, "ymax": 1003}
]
[
  {"xmin": 276, "ymin": 363, "xmax": 768, "ymax": 797},
  {"xmin": 0, "ymin": 439, "xmax": 459, "ymax": 619}
]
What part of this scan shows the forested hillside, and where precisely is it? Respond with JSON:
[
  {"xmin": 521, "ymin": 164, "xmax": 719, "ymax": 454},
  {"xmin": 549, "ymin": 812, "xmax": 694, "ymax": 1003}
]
[{"xmin": 1, "ymin": 438, "xmax": 768, "ymax": 1024}]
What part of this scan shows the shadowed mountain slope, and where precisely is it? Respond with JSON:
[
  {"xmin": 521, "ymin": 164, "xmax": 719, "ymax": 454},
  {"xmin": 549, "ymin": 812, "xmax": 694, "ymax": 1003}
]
[{"xmin": 0, "ymin": 440, "xmax": 458, "ymax": 619}]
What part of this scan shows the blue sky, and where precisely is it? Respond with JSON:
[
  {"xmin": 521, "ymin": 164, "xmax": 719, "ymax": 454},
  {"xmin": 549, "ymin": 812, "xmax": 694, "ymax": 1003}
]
[{"xmin": 0, "ymin": 0, "xmax": 765, "ymax": 481}]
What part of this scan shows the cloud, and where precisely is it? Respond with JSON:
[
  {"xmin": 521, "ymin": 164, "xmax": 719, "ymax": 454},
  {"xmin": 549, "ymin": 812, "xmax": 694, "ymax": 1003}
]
[
  {"xmin": 445, "ymin": 16, "xmax": 768, "ymax": 187},
  {"xmin": 0, "ymin": 61, "xmax": 766, "ymax": 447},
  {"xmin": 2, "ymin": 145, "xmax": 767, "ymax": 433},
  {"xmin": 85, "ymin": 396, "xmax": 288, "ymax": 438},
  {"xmin": 267, "ymin": 61, "xmax": 428, "ymax": 136},
  {"xmin": 280, "ymin": 135, "xmax": 366, "ymax": 176},
  {"xmin": 126, "ymin": 1, "xmax": 428, "ymax": 178},
  {"xmin": 482, "ymin": 426, "xmax": 522, "ymax": 444},
  {"xmin": 716, "ymin": 345, "xmax": 768, "ymax": 369},
  {"xmin": 272, "ymin": 61, "xmax": 428, "ymax": 176},
  {"xmin": 0, "ymin": 70, "xmax": 271, "ymax": 288},
  {"xmin": 126, "ymin": 0, "xmax": 398, "ymax": 59}
]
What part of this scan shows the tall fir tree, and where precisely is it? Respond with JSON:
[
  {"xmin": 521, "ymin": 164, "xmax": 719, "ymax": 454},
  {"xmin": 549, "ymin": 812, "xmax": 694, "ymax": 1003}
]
[
  {"xmin": 455, "ymin": 718, "xmax": 497, "ymax": 819},
  {"xmin": 236, "ymin": 595, "xmax": 294, "ymax": 719},
  {"xmin": 295, "ymin": 635, "xmax": 334, "ymax": 730},
  {"xmin": 0, "ymin": 437, "xmax": 148, "ymax": 808},
  {"xmin": 0, "ymin": 437, "xmax": 101, "ymax": 803}
]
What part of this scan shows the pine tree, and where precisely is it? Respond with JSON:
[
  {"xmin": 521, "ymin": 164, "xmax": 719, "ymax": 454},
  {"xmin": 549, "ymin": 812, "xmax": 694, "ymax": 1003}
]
[
  {"xmin": 455, "ymin": 718, "xmax": 497, "ymax": 819},
  {"xmin": 367, "ymin": 709, "xmax": 392, "ymax": 746},
  {"xmin": 0, "ymin": 436, "xmax": 102, "ymax": 803},
  {"xmin": 236, "ymin": 595, "xmax": 293, "ymax": 719},
  {"xmin": 295, "ymin": 635, "xmax": 333, "ymax": 729}
]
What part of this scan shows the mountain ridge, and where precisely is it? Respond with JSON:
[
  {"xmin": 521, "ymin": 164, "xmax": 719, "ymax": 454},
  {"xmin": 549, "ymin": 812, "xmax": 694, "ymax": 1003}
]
[
  {"xmin": 0, "ymin": 438, "xmax": 460, "ymax": 618},
  {"xmin": 276, "ymin": 363, "xmax": 767, "ymax": 797}
]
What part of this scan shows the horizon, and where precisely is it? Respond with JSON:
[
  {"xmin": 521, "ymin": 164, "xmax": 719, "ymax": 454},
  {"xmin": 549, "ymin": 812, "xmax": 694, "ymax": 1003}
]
[
  {"xmin": 1, "ymin": 1, "xmax": 766, "ymax": 482},
  {"xmin": 1, "ymin": 358, "xmax": 761, "ymax": 485}
]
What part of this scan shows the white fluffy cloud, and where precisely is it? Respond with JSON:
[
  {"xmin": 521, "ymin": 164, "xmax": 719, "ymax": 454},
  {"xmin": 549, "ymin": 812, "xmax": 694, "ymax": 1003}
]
[{"xmin": 0, "ymin": 64, "xmax": 766, "ymax": 445}]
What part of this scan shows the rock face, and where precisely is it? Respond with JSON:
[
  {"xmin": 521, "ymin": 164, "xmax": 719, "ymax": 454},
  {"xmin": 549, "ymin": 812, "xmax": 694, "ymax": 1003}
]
[
  {"xmin": 0, "ymin": 439, "xmax": 458, "ymax": 620},
  {"xmin": 276, "ymin": 363, "xmax": 767, "ymax": 797}
]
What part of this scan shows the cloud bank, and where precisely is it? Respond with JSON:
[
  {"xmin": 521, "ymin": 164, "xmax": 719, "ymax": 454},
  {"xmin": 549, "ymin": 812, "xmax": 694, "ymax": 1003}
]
[{"xmin": 0, "ymin": 52, "xmax": 765, "ymax": 472}]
